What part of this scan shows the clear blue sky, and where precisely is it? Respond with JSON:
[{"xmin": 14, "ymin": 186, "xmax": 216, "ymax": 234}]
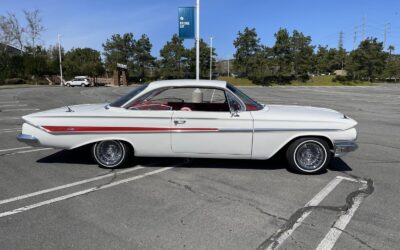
[{"xmin": 2, "ymin": 0, "xmax": 400, "ymax": 58}]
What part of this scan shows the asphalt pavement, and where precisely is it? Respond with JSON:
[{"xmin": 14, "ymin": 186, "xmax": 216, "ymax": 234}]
[{"xmin": 0, "ymin": 84, "xmax": 399, "ymax": 250}]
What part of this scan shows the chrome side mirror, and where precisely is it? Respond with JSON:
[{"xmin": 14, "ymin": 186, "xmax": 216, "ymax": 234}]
[{"xmin": 230, "ymin": 110, "xmax": 240, "ymax": 117}]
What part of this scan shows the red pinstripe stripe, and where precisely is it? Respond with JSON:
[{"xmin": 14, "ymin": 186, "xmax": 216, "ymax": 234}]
[{"xmin": 41, "ymin": 126, "xmax": 218, "ymax": 133}]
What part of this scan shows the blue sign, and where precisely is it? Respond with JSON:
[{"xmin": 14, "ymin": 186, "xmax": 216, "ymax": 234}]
[{"xmin": 178, "ymin": 7, "xmax": 195, "ymax": 39}]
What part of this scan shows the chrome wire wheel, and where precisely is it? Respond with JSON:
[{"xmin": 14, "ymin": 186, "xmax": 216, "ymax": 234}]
[
  {"xmin": 93, "ymin": 140, "xmax": 126, "ymax": 168},
  {"xmin": 294, "ymin": 140, "xmax": 327, "ymax": 172}
]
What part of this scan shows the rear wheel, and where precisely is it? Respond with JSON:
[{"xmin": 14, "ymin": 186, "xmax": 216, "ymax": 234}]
[
  {"xmin": 286, "ymin": 137, "xmax": 331, "ymax": 174},
  {"xmin": 92, "ymin": 140, "xmax": 131, "ymax": 168},
  {"xmin": 81, "ymin": 83, "xmax": 85, "ymax": 87}
]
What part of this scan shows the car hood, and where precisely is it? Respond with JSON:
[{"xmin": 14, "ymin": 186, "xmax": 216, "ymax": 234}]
[
  {"xmin": 254, "ymin": 104, "xmax": 358, "ymax": 130},
  {"xmin": 264, "ymin": 105, "xmax": 345, "ymax": 121}
]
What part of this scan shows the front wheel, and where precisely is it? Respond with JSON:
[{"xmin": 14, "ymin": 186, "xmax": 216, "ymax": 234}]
[
  {"xmin": 286, "ymin": 137, "xmax": 331, "ymax": 174},
  {"xmin": 92, "ymin": 140, "xmax": 132, "ymax": 168}
]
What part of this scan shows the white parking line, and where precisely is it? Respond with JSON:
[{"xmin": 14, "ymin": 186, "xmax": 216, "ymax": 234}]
[
  {"xmin": 0, "ymin": 146, "xmax": 31, "ymax": 152},
  {"xmin": 3, "ymin": 148, "xmax": 53, "ymax": 155},
  {"xmin": 0, "ymin": 101, "xmax": 19, "ymax": 104},
  {"xmin": 0, "ymin": 127, "xmax": 21, "ymax": 131},
  {"xmin": 316, "ymin": 182, "xmax": 368, "ymax": 250},
  {"xmin": 0, "ymin": 166, "xmax": 144, "ymax": 205},
  {"xmin": 0, "ymin": 117, "xmax": 21, "ymax": 120},
  {"xmin": 0, "ymin": 166, "xmax": 174, "ymax": 218},
  {"xmin": 0, "ymin": 104, "xmax": 27, "ymax": 108},
  {"xmin": 1, "ymin": 108, "xmax": 39, "ymax": 112},
  {"xmin": 0, "ymin": 130, "xmax": 22, "ymax": 133},
  {"xmin": 266, "ymin": 177, "xmax": 344, "ymax": 250}
]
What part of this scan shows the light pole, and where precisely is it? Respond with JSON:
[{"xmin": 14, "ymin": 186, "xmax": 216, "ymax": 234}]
[
  {"xmin": 227, "ymin": 58, "xmax": 230, "ymax": 77},
  {"xmin": 195, "ymin": 0, "xmax": 200, "ymax": 80},
  {"xmin": 209, "ymin": 36, "xmax": 213, "ymax": 80},
  {"xmin": 57, "ymin": 34, "xmax": 63, "ymax": 86}
]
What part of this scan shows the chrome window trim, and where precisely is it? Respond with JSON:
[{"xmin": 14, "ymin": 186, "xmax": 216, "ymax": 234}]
[{"xmin": 121, "ymin": 85, "xmax": 247, "ymax": 112}]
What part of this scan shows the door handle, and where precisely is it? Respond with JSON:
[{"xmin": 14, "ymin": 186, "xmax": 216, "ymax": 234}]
[{"xmin": 174, "ymin": 119, "xmax": 186, "ymax": 125}]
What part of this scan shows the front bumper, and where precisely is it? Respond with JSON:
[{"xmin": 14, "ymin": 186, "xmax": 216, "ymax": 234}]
[
  {"xmin": 333, "ymin": 140, "xmax": 358, "ymax": 157},
  {"xmin": 16, "ymin": 133, "xmax": 39, "ymax": 146}
]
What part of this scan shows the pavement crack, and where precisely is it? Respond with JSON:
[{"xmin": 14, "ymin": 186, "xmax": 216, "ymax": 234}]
[
  {"xmin": 167, "ymin": 180, "xmax": 287, "ymax": 222},
  {"xmin": 167, "ymin": 180, "xmax": 197, "ymax": 195},
  {"xmin": 95, "ymin": 170, "xmax": 117, "ymax": 189},
  {"xmin": 254, "ymin": 206, "xmax": 287, "ymax": 222},
  {"xmin": 331, "ymin": 226, "xmax": 378, "ymax": 250},
  {"xmin": 256, "ymin": 176, "xmax": 374, "ymax": 250}
]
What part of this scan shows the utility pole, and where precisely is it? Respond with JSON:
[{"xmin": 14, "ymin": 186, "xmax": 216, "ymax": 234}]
[
  {"xmin": 353, "ymin": 26, "xmax": 357, "ymax": 50},
  {"xmin": 195, "ymin": 0, "xmax": 200, "ymax": 80},
  {"xmin": 338, "ymin": 31, "xmax": 344, "ymax": 49},
  {"xmin": 362, "ymin": 16, "xmax": 366, "ymax": 41},
  {"xmin": 227, "ymin": 58, "xmax": 230, "ymax": 77},
  {"xmin": 57, "ymin": 34, "xmax": 63, "ymax": 86},
  {"xmin": 209, "ymin": 36, "xmax": 213, "ymax": 80},
  {"xmin": 384, "ymin": 22, "xmax": 390, "ymax": 50}
]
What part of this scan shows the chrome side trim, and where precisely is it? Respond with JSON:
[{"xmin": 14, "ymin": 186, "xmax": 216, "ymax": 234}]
[
  {"xmin": 333, "ymin": 140, "xmax": 358, "ymax": 157},
  {"xmin": 254, "ymin": 128, "xmax": 341, "ymax": 132}
]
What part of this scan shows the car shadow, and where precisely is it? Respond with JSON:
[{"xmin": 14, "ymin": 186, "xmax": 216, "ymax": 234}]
[
  {"xmin": 37, "ymin": 147, "xmax": 353, "ymax": 173},
  {"xmin": 328, "ymin": 158, "xmax": 353, "ymax": 172}
]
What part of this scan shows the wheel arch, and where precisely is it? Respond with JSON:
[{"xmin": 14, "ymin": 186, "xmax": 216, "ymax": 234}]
[
  {"xmin": 70, "ymin": 138, "xmax": 135, "ymax": 154},
  {"xmin": 269, "ymin": 134, "xmax": 334, "ymax": 158}
]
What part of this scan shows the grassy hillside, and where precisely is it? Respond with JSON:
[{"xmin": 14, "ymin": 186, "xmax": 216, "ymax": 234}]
[{"xmin": 218, "ymin": 75, "xmax": 372, "ymax": 86}]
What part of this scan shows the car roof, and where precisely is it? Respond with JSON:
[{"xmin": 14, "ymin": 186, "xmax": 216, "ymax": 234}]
[{"xmin": 147, "ymin": 79, "xmax": 227, "ymax": 90}]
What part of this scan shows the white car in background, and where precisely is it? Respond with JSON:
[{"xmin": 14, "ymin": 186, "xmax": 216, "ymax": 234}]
[
  {"xmin": 17, "ymin": 80, "xmax": 358, "ymax": 174},
  {"xmin": 65, "ymin": 76, "xmax": 91, "ymax": 87}
]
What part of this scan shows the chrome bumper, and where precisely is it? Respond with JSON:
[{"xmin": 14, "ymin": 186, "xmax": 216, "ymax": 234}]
[
  {"xmin": 333, "ymin": 141, "xmax": 358, "ymax": 157},
  {"xmin": 16, "ymin": 133, "xmax": 39, "ymax": 146}
]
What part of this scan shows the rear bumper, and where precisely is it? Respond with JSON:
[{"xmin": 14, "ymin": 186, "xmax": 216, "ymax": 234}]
[
  {"xmin": 16, "ymin": 133, "xmax": 39, "ymax": 146},
  {"xmin": 333, "ymin": 140, "xmax": 358, "ymax": 157}
]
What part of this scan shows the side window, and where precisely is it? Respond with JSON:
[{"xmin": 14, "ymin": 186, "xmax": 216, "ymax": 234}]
[{"xmin": 128, "ymin": 87, "xmax": 230, "ymax": 112}]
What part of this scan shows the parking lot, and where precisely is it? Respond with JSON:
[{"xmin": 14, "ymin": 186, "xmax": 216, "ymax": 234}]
[{"xmin": 0, "ymin": 84, "xmax": 399, "ymax": 249}]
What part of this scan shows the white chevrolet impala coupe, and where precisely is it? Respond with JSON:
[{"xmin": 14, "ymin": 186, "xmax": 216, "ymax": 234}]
[{"xmin": 17, "ymin": 80, "xmax": 358, "ymax": 174}]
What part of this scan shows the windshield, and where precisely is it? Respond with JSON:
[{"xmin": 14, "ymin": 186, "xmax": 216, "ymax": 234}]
[
  {"xmin": 227, "ymin": 83, "xmax": 263, "ymax": 111},
  {"xmin": 109, "ymin": 84, "xmax": 149, "ymax": 107}
]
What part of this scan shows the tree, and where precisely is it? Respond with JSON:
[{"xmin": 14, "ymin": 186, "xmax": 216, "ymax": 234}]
[
  {"xmin": 64, "ymin": 48, "xmax": 104, "ymax": 78},
  {"xmin": 272, "ymin": 28, "xmax": 292, "ymax": 77},
  {"xmin": 133, "ymin": 34, "xmax": 155, "ymax": 81},
  {"xmin": 3, "ymin": 13, "xmax": 24, "ymax": 51},
  {"xmin": 388, "ymin": 45, "xmax": 395, "ymax": 55},
  {"xmin": 383, "ymin": 45, "xmax": 399, "ymax": 82},
  {"xmin": 290, "ymin": 30, "xmax": 314, "ymax": 79},
  {"xmin": 159, "ymin": 34, "xmax": 187, "ymax": 79},
  {"xmin": 247, "ymin": 46, "xmax": 276, "ymax": 85},
  {"xmin": 346, "ymin": 38, "xmax": 387, "ymax": 81},
  {"xmin": 24, "ymin": 9, "xmax": 45, "ymax": 53},
  {"xmin": 0, "ymin": 14, "xmax": 15, "ymax": 52},
  {"xmin": 187, "ymin": 38, "xmax": 217, "ymax": 79},
  {"xmin": 102, "ymin": 33, "xmax": 136, "ymax": 73},
  {"xmin": 233, "ymin": 27, "xmax": 260, "ymax": 77},
  {"xmin": 314, "ymin": 46, "xmax": 330, "ymax": 74}
]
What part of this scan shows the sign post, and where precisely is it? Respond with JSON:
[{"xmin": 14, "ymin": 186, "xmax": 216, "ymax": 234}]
[
  {"xmin": 195, "ymin": 0, "xmax": 200, "ymax": 80},
  {"xmin": 178, "ymin": 0, "xmax": 200, "ymax": 80}
]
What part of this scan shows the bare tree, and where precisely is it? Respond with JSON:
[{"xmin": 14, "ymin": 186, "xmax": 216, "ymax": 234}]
[
  {"xmin": 24, "ymin": 9, "xmax": 45, "ymax": 53},
  {"xmin": 0, "ymin": 15, "xmax": 13, "ymax": 52},
  {"xmin": 6, "ymin": 13, "xmax": 24, "ymax": 52}
]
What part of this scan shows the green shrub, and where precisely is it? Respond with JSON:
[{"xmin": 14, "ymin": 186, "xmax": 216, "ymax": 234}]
[
  {"xmin": 334, "ymin": 75, "xmax": 352, "ymax": 82},
  {"xmin": 4, "ymin": 78, "xmax": 27, "ymax": 85}
]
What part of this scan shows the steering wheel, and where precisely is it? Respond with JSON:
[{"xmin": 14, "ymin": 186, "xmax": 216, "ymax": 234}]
[{"xmin": 180, "ymin": 107, "xmax": 192, "ymax": 111}]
